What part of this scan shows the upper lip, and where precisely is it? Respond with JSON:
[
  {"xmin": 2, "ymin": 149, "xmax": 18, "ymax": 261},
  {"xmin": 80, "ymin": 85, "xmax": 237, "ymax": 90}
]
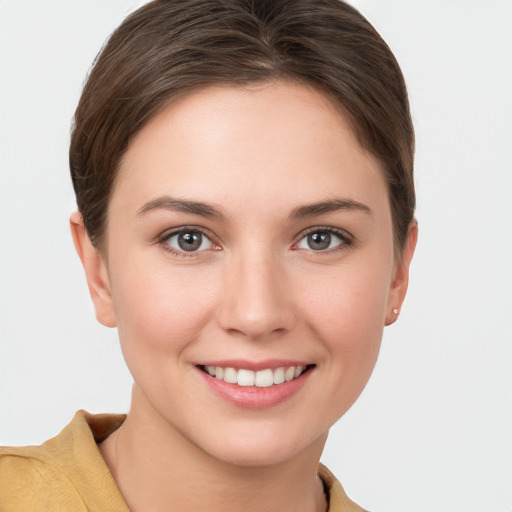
[{"xmin": 196, "ymin": 359, "xmax": 313, "ymax": 371}]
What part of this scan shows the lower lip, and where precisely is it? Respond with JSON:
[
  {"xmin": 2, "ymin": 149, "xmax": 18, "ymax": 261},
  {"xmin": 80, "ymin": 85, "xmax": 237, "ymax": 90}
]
[{"xmin": 197, "ymin": 368, "xmax": 312, "ymax": 409}]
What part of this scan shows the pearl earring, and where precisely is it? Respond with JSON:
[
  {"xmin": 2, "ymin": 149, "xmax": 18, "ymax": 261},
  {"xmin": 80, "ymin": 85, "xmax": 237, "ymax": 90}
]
[{"xmin": 392, "ymin": 308, "xmax": 399, "ymax": 315}]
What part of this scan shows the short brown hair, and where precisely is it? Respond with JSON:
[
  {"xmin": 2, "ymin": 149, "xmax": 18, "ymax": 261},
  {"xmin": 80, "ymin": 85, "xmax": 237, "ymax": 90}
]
[{"xmin": 70, "ymin": 0, "xmax": 415, "ymax": 251}]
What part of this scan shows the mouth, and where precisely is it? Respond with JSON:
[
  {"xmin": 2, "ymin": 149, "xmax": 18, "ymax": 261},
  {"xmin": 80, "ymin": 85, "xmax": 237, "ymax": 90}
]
[{"xmin": 198, "ymin": 364, "xmax": 314, "ymax": 388}]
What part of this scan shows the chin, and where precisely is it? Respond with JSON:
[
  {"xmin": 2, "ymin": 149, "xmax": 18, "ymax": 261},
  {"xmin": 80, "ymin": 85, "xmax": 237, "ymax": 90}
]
[
  {"xmin": 194, "ymin": 422, "xmax": 327, "ymax": 468},
  {"xmin": 207, "ymin": 442, "xmax": 301, "ymax": 468}
]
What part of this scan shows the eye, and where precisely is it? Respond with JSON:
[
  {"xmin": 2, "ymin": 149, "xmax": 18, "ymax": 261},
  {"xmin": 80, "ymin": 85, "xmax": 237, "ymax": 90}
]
[
  {"xmin": 295, "ymin": 228, "xmax": 351, "ymax": 252},
  {"xmin": 162, "ymin": 228, "xmax": 216, "ymax": 254}
]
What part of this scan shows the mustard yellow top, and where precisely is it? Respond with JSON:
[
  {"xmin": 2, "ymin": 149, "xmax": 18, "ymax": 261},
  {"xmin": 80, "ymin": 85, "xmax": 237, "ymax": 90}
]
[{"xmin": 0, "ymin": 411, "xmax": 366, "ymax": 511}]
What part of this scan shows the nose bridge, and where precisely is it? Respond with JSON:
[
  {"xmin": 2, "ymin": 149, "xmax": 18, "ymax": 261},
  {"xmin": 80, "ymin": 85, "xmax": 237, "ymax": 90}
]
[{"xmin": 217, "ymin": 244, "xmax": 294, "ymax": 340}]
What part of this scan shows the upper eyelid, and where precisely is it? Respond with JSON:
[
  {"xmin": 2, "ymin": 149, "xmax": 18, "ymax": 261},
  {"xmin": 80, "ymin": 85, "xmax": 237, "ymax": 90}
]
[
  {"xmin": 156, "ymin": 225, "xmax": 353, "ymax": 249},
  {"xmin": 291, "ymin": 227, "xmax": 355, "ymax": 254},
  {"xmin": 158, "ymin": 226, "xmax": 219, "ymax": 257},
  {"xmin": 294, "ymin": 225, "xmax": 353, "ymax": 242},
  {"xmin": 157, "ymin": 225, "xmax": 217, "ymax": 242}
]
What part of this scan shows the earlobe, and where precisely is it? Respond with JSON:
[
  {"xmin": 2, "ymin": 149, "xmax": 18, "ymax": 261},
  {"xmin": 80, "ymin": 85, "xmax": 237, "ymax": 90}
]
[
  {"xmin": 385, "ymin": 221, "xmax": 418, "ymax": 326},
  {"xmin": 69, "ymin": 211, "xmax": 117, "ymax": 328}
]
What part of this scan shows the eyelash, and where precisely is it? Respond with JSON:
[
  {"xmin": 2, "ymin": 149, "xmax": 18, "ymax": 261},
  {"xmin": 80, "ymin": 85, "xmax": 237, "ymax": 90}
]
[
  {"xmin": 157, "ymin": 226, "xmax": 220, "ymax": 258},
  {"xmin": 157, "ymin": 225, "xmax": 354, "ymax": 257},
  {"xmin": 292, "ymin": 226, "xmax": 354, "ymax": 254}
]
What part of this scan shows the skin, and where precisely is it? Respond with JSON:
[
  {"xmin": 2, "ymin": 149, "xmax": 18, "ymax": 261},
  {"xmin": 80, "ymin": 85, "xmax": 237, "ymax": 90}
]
[{"xmin": 71, "ymin": 81, "xmax": 417, "ymax": 512}]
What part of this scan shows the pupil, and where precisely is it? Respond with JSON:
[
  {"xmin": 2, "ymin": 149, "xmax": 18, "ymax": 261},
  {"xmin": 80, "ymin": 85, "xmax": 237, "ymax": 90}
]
[
  {"xmin": 308, "ymin": 232, "xmax": 330, "ymax": 250},
  {"xmin": 178, "ymin": 232, "xmax": 202, "ymax": 251}
]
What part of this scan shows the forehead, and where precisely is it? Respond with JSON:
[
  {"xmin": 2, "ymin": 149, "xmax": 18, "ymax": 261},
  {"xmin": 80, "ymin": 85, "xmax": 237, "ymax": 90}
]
[{"xmin": 113, "ymin": 81, "xmax": 388, "ymax": 216}]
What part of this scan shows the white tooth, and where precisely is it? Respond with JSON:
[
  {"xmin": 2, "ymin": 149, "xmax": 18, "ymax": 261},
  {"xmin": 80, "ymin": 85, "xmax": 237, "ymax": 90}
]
[
  {"xmin": 205, "ymin": 366, "xmax": 215, "ymax": 376},
  {"xmin": 273, "ymin": 367, "xmax": 285, "ymax": 384},
  {"xmin": 215, "ymin": 367, "xmax": 224, "ymax": 380},
  {"xmin": 237, "ymin": 369, "xmax": 255, "ymax": 387},
  {"xmin": 284, "ymin": 366, "xmax": 296, "ymax": 382},
  {"xmin": 223, "ymin": 367, "xmax": 237, "ymax": 384},
  {"xmin": 294, "ymin": 365, "xmax": 304, "ymax": 378},
  {"xmin": 255, "ymin": 369, "xmax": 274, "ymax": 388}
]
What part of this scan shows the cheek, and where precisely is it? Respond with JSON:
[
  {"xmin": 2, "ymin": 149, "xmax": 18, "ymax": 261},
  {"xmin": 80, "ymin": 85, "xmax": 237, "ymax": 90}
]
[
  {"xmin": 297, "ymin": 258, "xmax": 391, "ymax": 370},
  {"xmin": 109, "ymin": 258, "xmax": 220, "ymax": 360},
  {"xmin": 299, "ymin": 268, "xmax": 388, "ymax": 419}
]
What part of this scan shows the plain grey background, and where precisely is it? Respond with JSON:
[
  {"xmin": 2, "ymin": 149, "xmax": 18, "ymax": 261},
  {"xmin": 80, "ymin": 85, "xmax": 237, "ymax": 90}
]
[{"xmin": 1, "ymin": 1, "xmax": 511, "ymax": 511}]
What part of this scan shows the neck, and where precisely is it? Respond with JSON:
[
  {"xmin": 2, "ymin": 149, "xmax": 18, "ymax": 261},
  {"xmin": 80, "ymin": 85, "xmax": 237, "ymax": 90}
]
[{"xmin": 100, "ymin": 386, "xmax": 328, "ymax": 512}]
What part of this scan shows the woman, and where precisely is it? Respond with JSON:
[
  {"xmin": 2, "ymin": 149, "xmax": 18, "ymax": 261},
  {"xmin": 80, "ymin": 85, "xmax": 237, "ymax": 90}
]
[{"xmin": 0, "ymin": 0, "xmax": 416, "ymax": 510}]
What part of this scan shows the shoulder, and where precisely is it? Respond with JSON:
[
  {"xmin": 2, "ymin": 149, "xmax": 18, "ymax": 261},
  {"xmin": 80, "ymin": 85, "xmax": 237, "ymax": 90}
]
[
  {"xmin": 0, "ymin": 444, "xmax": 86, "ymax": 511},
  {"xmin": 319, "ymin": 464, "xmax": 369, "ymax": 512},
  {"xmin": 0, "ymin": 411, "xmax": 128, "ymax": 511}
]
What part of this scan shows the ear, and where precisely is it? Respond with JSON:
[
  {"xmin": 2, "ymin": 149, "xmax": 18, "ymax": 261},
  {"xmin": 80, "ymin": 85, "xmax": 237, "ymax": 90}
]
[
  {"xmin": 70, "ymin": 211, "xmax": 117, "ymax": 328},
  {"xmin": 385, "ymin": 221, "xmax": 418, "ymax": 326}
]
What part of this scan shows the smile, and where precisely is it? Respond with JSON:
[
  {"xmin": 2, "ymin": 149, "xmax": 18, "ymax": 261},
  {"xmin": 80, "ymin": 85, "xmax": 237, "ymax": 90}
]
[{"xmin": 200, "ymin": 365, "xmax": 311, "ymax": 387}]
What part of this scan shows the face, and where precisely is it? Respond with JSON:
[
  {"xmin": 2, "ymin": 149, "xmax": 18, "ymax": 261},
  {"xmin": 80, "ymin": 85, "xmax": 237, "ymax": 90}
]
[{"xmin": 74, "ymin": 81, "xmax": 415, "ymax": 467}]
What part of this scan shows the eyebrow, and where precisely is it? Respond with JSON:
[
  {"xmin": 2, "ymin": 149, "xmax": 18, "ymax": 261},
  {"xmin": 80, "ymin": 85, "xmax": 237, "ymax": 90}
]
[
  {"xmin": 136, "ymin": 195, "xmax": 371, "ymax": 221},
  {"xmin": 136, "ymin": 196, "xmax": 226, "ymax": 220},
  {"xmin": 289, "ymin": 199, "xmax": 372, "ymax": 219}
]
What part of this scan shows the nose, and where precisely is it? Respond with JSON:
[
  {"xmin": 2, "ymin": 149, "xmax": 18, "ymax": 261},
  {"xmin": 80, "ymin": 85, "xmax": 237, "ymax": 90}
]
[{"xmin": 216, "ymin": 248, "xmax": 296, "ymax": 341}]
